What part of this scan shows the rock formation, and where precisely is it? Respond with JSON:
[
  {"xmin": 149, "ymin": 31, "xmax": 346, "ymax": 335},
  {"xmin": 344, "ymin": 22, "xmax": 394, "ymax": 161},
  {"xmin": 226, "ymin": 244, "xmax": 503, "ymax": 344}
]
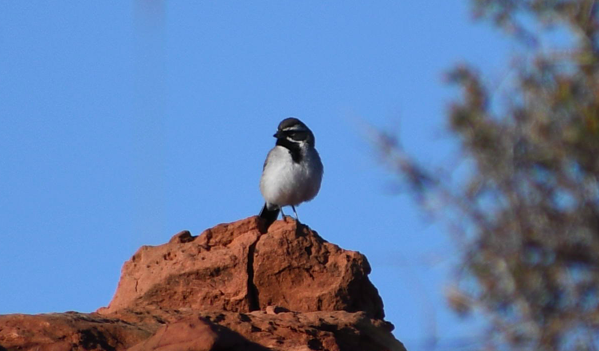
[{"xmin": 0, "ymin": 217, "xmax": 405, "ymax": 351}]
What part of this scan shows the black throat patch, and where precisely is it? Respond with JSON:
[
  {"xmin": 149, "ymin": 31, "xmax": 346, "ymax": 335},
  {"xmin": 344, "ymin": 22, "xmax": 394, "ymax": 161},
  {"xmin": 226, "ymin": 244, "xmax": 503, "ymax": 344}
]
[{"xmin": 276, "ymin": 138, "xmax": 302, "ymax": 163}]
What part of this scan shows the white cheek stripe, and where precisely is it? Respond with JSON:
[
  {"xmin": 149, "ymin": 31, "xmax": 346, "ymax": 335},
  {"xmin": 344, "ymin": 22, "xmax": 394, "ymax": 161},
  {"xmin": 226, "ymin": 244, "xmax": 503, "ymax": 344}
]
[{"xmin": 287, "ymin": 137, "xmax": 306, "ymax": 144}]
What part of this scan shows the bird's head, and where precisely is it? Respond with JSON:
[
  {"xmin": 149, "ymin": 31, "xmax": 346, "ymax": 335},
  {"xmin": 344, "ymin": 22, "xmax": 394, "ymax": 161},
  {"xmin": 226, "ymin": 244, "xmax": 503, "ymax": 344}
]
[{"xmin": 274, "ymin": 117, "xmax": 316, "ymax": 147}]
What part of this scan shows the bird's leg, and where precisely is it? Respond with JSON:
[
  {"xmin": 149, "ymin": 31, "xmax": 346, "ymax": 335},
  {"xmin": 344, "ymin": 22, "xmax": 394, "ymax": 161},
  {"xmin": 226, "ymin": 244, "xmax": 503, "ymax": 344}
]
[
  {"xmin": 291, "ymin": 205, "xmax": 300, "ymax": 222},
  {"xmin": 280, "ymin": 207, "xmax": 288, "ymax": 221}
]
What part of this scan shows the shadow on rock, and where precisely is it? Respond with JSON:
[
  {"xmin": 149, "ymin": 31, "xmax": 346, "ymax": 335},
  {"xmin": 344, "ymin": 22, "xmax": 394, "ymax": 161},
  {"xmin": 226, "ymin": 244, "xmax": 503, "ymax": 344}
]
[{"xmin": 127, "ymin": 315, "xmax": 271, "ymax": 351}]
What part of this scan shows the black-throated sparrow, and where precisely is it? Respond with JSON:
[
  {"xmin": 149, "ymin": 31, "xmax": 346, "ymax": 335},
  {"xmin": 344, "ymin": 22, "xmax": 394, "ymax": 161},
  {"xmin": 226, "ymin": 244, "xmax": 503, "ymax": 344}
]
[{"xmin": 259, "ymin": 118, "xmax": 323, "ymax": 230}]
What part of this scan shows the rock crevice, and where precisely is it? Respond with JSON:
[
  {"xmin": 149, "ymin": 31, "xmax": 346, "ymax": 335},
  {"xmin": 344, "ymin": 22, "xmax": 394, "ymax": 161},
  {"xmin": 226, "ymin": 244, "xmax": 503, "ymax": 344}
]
[{"xmin": 246, "ymin": 235, "xmax": 261, "ymax": 311}]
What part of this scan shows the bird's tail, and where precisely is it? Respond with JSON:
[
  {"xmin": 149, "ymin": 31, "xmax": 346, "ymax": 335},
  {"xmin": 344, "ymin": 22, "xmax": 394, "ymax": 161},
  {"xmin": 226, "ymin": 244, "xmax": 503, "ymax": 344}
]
[{"xmin": 259, "ymin": 203, "xmax": 280, "ymax": 231}]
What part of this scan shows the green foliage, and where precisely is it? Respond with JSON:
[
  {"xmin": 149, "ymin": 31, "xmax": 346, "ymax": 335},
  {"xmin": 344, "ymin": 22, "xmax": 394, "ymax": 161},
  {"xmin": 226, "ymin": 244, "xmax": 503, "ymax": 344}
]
[{"xmin": 378, "ymin": 0, "xmax": 599, "ymax": 349}]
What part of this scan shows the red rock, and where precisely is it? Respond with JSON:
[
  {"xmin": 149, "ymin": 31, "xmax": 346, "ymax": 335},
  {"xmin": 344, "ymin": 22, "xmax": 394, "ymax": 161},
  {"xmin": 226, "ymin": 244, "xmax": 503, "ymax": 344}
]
[
  {"xmin": 253, "ymin": 220, "xmax": 384, "ymax": 318},
  {"xmin": 0, "ymin": 310, "xmax": 404, "ymax": 351},
  {"xmin": 126, "ymin": 315, "xmax": 269, "ymax": 351},
  {"xmin": 128, "ymin": 310, "xmax": 403, "ymax": 351},
  {"xmin": 98, "ymin": 217, "xmax": 384, "ymax": 319},
  {"xmin": 0, "ymin": 217, "xmax": 404, "ymax": 351},
  {"xmin": 0, "ymin": 312, "xmax": 152, "ymax": 351},
  {"xmin": 98, "ymin": 218, "xmax": 263, "ymax": 315}
]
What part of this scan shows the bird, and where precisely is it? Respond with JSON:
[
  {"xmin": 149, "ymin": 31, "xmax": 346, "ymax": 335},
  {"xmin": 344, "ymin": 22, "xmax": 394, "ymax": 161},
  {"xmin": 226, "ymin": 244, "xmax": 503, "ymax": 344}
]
[{"xmin": 259, "ymin": 117, "xmax": 324, "ymax": 230}]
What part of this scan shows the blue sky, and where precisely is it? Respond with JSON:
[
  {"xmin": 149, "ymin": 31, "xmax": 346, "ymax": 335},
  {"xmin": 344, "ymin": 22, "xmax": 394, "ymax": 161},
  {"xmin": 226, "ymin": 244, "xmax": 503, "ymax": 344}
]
[{"xmin": 0, "ymin": 1, "xmax": 512, "ymax": 350}]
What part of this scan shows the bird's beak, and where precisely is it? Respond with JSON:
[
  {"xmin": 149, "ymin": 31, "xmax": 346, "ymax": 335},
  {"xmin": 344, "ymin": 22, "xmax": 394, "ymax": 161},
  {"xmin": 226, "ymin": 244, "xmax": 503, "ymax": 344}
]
[{"xmin": 273, "ymin": 131, "xmax": 284, "ymax": 138}]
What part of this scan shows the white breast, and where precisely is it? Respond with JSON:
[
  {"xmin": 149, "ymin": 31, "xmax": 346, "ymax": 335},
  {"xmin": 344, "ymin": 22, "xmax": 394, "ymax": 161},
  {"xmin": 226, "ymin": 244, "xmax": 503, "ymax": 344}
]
[{"xmin": 260, "ymin": 145, "xmax": 323, "ymax": 207}]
